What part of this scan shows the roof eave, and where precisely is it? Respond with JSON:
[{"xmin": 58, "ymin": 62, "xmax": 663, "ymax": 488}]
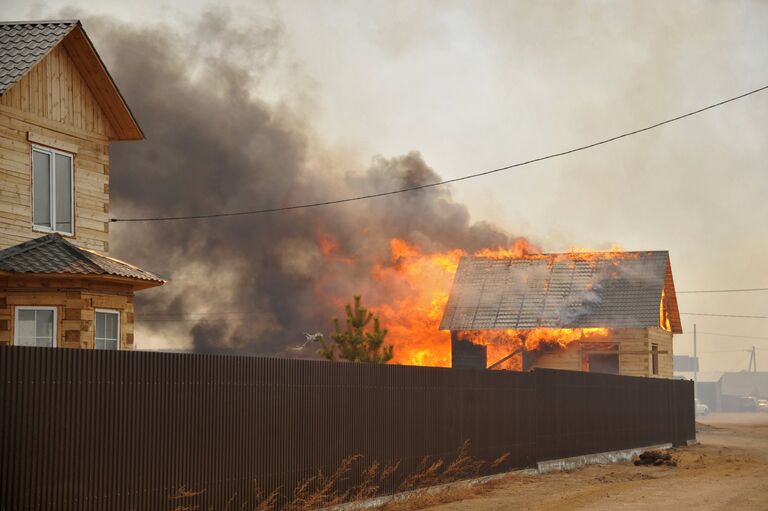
[
  {"xmin": 0, "ymin": 20, "xmax": 143, "ymax": 140},
  {"xmin": 664, "ymin": 257, "xmax": 683, "ymax": 334},
  {"xmin": 60, "ymin": 23, "xmax": 144, "ymax": 141},
  {"xmin": 0, "ymin": 270, "xmax": 164, "ymax": 291}
]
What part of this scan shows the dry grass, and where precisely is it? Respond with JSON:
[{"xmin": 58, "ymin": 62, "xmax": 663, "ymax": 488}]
[
  {"xmin": 398, "ymin": 441, "xmax": 506, "ymax": 491},
  {"xmin": 168, "ymin": 442, "xmax": 510, "ymax": 511}
]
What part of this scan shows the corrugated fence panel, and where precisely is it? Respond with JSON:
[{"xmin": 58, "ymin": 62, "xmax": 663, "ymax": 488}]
[{"xmin": 0, "ymin": 346, "xmax": 695, "ymax": 510}]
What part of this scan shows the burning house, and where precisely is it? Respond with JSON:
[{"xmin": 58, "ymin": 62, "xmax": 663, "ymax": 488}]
[{"xmin": 440, "ymin": 251, "xmax": 682, "ymax": 378}]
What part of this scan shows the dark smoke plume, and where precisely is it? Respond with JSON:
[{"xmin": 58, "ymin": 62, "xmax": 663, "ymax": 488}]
[{"xmin": 95, "ymin": 13, "xmax": 518, "ymax": 355}]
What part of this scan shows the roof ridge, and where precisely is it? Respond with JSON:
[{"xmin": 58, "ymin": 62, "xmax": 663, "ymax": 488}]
[
  {"xmin": 466, "ymin": 250, "xmax": 669, "ymax": 259},
  {"xmin": 0, "ymin": 233, "xmax": 59, "ymax": 263},
  {"xmin": 0, "ymin": 20, "xmax": 80, "ymax": 26},
  {"xmin": 79, "ymin": 246, "xmax": 166, "ymax": 282},
  {"xmin": 53, "ymin": 235, "xmax": 111, "ymax": 273}
]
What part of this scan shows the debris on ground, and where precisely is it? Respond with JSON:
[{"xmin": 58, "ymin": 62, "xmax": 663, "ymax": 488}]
[{"xmin": 633, "ymin": 450, "xmax": 677, "ymax": 467}]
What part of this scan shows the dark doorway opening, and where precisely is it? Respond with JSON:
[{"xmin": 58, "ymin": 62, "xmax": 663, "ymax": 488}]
[{"xmin": 450, "ymin": 333, "xmax": 488, "ymax": 369}]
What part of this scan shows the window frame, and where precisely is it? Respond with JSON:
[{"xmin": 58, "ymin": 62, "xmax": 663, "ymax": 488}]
[
  {"xmin": 14, "ymin": 306, "xmax": 58, "ymax": 348},
  {"xmin": 95, "ymin": 309, "xmax": 121, "ymax": 350},
  {"xmin": 651, "ymin": 343, "xmax": 659, "ymax": 375},
  {"xmin": 31, "ymin": 144, "xmax": 74, "ymax": 236}
]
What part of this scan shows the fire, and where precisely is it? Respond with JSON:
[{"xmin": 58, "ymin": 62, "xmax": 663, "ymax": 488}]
[
  {"xmin": 457, "ymin": 328, "xmax": 610, "ymax": 369},
  {"xmin": 316, "ymin": 233, "xmax": 629, "ymax": 369},
  {"xmin": 366, "ymin": 238, "xmax": 551, "ymax": 367},
  {"xmin": 317, "ymin": 229, "xmax": 353, "ymax": 264},
  {"xmin": 474, "ymin": 238, "xmax": 540, "ymax": 259},
  {"xmin": 567, "ymin": 244, "xmax": 624, "ymax": 254},
  {"xmin": 660, "ymin": 289, "xmax": 672, "ymax": 332},
  {"xmin": 459, "ymin": 328, "xmax": 610, "ymax": 351},
  {"xmin": 370, "ymin": 239, "xmax": 465, "ymax": 367}
]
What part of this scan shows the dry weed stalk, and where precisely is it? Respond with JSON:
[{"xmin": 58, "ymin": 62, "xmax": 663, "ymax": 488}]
[
  {"xmin": 285, "ymin": 455, "xmax": 401, "ymax": 510},
  {"xmin": 399, "ymin": 441, "xmax": 506, "ymax": 491},
  {"xmin": 490, "ymin": 453, "xmax": 510, "ymax": 469},
  {"xmin": 251, "ymin": 488, "xmax": 280, "ymax": 511},
  {"xmin": 170, "ymin": 486, "xmax": 206, "ymax": 499},
  {"xmin": 286, "ymin": 454, "xmax": 362, "ymax": 510},
  {"xmin": 441, "ymin": 441, "xmax": 486, "ymax": 481},
  {"xmin": 349, "ymin": 460, "xmax": 401, "ymax": 501}
]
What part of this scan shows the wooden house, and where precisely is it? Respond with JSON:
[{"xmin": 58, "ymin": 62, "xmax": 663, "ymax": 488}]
[
  {"xmin": 440, "ymin": 251, "xmax": 682, "ymax": 378},
  {"xmin": 0, "ymin": 20, "xmax": 164, "ymax": 350}
]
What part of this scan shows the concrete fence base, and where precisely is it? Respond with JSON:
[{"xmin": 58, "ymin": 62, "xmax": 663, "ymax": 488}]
[
  {"xmin": 327, "ymin": 443, "xmax": 675, "ymax": 510},
  {"xmin": 535, "ymin": 443, "xmax": 673, "ymax": 474}
]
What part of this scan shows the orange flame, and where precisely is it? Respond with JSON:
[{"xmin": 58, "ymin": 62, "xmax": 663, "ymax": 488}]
[
  {"xmin": 457, "ymin": 328, "xmax": 610, "ymax": 369},
  {"xmin": 370, "ymin": 239, "xmax": 465, "ymax": 367},
  {"xmin": 474, "ymin": 238, "xmax": 540, "ymax": 259},
  {"xmin": 317, "ymin": 234, "xmax": 633, "ymax": 369}
]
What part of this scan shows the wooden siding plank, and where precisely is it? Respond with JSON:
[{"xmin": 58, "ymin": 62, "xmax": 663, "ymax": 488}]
[
  {"xmin": 0, "ymin": 107, "xmax": 108, "ymax": 144},
  {"xmin": 0, "ymin": 108, "xmax": 109, "ymax": 253}
]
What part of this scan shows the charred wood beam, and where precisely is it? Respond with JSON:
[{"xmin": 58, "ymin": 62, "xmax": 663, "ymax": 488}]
[{"xmin": 488, "ymin": 347, "xmax": 525, "ymax": 370}]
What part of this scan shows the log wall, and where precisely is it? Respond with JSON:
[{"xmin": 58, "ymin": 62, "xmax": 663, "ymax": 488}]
[
  {"xmin": 0, "ymin": 276, "xmax": 134, "ymax": 350},
  {"xmin": 531, "ymin": 328, "xmax": 674, "ymax": 378}
]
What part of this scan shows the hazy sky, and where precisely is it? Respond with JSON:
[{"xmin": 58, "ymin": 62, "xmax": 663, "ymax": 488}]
[{"xmin": 5, "ymin": 0, "xmax": 768, "ymax": 377}]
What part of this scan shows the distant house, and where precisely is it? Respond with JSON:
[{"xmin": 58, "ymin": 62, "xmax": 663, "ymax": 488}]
[
  {"xmin": 0, "ymin": 20, "xmax": 164, "ymax": 350},
  {"xmin": 720, "ymin": 371, "xmax": 768, "ymax": 398},
  {"xmin": 696, "ymin": 372, "xmax": 768, "ymax": 411},
  {"xmin": 440, "ymin": 251, "xmax": 682, "ymax": 378}
]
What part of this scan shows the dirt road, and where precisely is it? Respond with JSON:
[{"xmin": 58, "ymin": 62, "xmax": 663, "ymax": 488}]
[{"xmin": 418, "ymin": 413, "xmax": 768, "ymax": 511}]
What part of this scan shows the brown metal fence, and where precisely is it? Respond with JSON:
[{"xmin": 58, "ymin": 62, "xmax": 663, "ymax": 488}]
[{"xmin": 0, "ymin": 346, "xmax": 694, "ymax": 510}]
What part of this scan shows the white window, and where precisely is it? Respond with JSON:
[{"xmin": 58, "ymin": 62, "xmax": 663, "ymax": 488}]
[
  {"xmin": 15, "ymin": 307, "xmax": 57, "ymax": 347},
  {"xmin": 32, "ymin": 145, "xmax": 73, "ymax": 235},
  {"xmin": 95, "ymin": 310, "xmax": 120, "ymax": 350}
]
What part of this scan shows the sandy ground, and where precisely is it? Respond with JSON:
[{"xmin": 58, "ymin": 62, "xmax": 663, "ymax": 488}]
[{"xmin": 417, "ymin": 413, "xmax": 768, "ymax": 511}]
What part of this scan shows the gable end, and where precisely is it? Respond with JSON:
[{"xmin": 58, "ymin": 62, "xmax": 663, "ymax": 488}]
[{"xmin": 0, "ymin": 20, "xmax": 142, "ymax": 140}]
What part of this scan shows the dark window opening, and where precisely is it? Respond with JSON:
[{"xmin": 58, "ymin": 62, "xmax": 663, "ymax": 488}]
[
  {"xmin": 586, "ymin": 353, "xmax": 619, "ymax": 374},
  {"xmin": 651, "ymin": 344, "xmax": 659, "ymax": 375}
]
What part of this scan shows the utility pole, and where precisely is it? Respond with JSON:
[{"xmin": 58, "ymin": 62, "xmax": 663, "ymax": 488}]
[{"xmin": 749, "ymin": 345, "xmax": 757, "ymax": 372}]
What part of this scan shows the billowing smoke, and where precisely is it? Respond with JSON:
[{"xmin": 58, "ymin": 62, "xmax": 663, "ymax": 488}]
[{"xmin": 96, "ymin": 14, "xmax": 521, "ymax": 355}]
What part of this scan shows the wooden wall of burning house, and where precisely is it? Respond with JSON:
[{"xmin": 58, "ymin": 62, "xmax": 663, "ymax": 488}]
[
  {"xmin": 450, "ymin": 327, "xmax": 674, "ymax": 378},
  {"xmin": 441, "ymin": 251, "xmax": 682, "ymax": 379}
]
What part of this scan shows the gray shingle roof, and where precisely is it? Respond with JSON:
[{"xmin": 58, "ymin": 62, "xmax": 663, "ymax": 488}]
[
  {"xmin": 0, "ymin": 233, "xmax": 165, "ymax": 284},
  {"xmin": 0, "ymin": 21, "xmax": 78, "ymax": 95},
  {"xmin": 440, "ymin": 251, "xmax": 682, "ymax": 333}
]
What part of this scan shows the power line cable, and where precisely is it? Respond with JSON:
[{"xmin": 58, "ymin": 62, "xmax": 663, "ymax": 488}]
[
  {"xmin": 110, "ymin": 84, "xmax": 768, "ymax": 223},
  {"xmin": 678, "ymin": 331, "xmax": 768, "ymax": 340},
  {"xmin": 698, "ymin": 349, "xmax": 753, "ymax": 354},
  {"xmin": 681, "ymin": 312, "xmax": 768, "ymax": 319},
  {"xmin": 677, "ymin": 287, "xmax": 768, "ymax": 294},
  {"xmin": 142, "ymin": 311, "xmax": 251, "ymax": 318}
]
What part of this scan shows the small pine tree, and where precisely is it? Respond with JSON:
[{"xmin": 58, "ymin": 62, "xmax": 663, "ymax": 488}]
[{"xmin": 315, "ymin": 296, "xmax": 394, "ymax": 363}]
